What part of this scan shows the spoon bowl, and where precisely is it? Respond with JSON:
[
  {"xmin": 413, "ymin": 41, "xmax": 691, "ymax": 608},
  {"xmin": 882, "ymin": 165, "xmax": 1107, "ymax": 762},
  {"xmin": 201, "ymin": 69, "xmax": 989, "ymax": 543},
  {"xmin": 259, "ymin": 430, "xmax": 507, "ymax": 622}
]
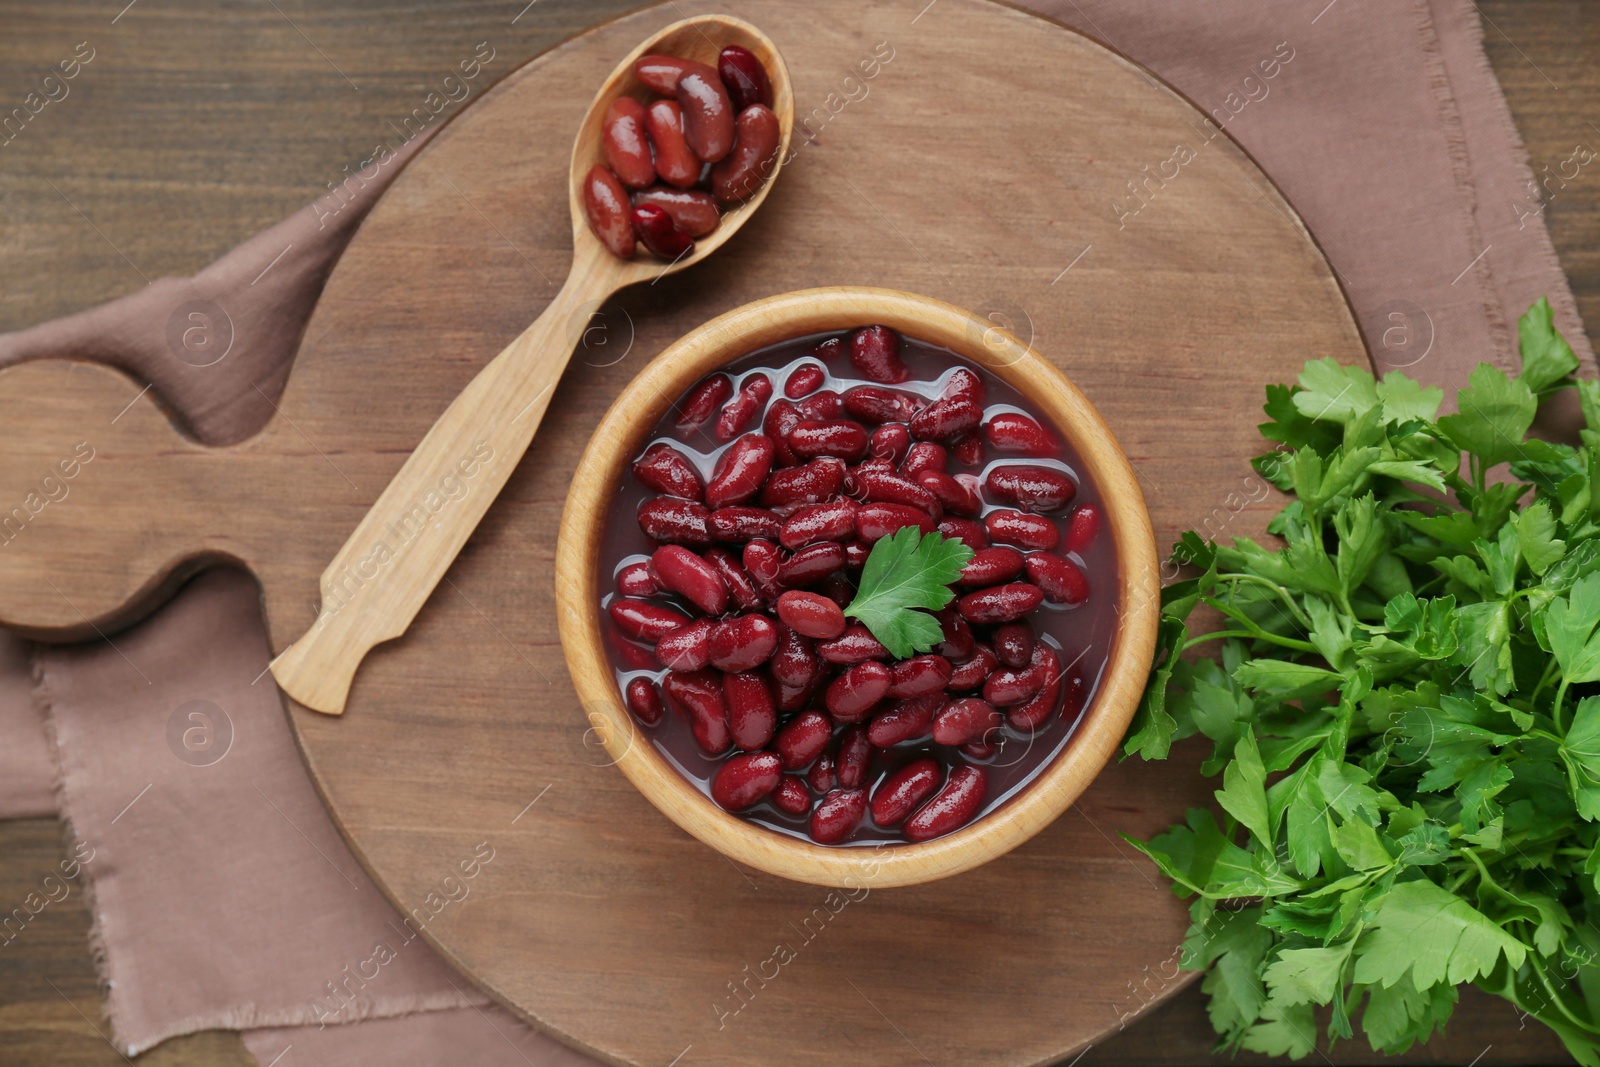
[
  {"xmin": 269, "ymin": 15, "xmax": 793, "ymax": 714},
  {"xmin": 568, "ymin": 14, "xmax": 794, "ymax": 283}
]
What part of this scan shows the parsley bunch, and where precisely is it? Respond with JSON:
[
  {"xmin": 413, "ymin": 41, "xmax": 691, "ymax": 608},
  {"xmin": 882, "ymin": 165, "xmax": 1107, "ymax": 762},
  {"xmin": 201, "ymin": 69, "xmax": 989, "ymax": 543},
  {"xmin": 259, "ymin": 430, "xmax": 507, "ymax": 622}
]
[{"xmin": 1125, "ymin": 299, "xmax": 1600, "ymax": 1062}]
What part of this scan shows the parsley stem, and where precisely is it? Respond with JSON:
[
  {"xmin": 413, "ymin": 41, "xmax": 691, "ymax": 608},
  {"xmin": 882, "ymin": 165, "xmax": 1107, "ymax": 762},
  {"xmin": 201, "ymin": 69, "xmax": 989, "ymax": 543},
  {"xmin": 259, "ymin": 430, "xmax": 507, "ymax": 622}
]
[
  {"xmin": 1211, "ymin": 573, "xmax": 1315, "ymax": 629},
  {"xmin": 1555, "ymin": 679, "xmax": 1573, "ymax": 733},
  {"xmin": 1180, "ymin": 630, "xmax": 1318, "ymax": 655}
]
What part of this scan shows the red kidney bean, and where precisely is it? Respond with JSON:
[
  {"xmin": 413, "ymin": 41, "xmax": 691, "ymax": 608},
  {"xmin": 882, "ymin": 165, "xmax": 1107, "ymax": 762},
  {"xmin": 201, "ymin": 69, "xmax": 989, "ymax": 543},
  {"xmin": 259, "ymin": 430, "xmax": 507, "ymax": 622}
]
[
  {"xmin": 716, "ymin": 373, "xmax": 772, "ymax": 440},
  {"xmin": 983, "ymin": 661, "xmax": 1047, "ymax": 706},
  {"xmin": 775, "ymin": 710, "xmax": 831, "ymax": 769},
  {"xmin": 609, "ymin": 598, "xmax": 690, "ymax": 641},
  {"xmin": 644, "ymin": 99, "xmax": 700, "ymax": 188},
  {"xmin": 909, "ymin": 396, "xmax": 982, "ymax": 442},
  {"xmin": 777, "ymin": 678, "xmax": 817, "ymax": 713},
  {"xmin": 742, "ymin": 539, "xmax": 782, "ymax": 598},
  {"xmin": 903, "ymin": 766, "xmax": 987, "ymax": 841},
  {"xmin": 632, "ymin": 442, "xmax": 704, "ymax": 500},
  {"xmin": 958, "ymin": 582, "xmax": 1045, "ymax": 624},
  {"xmin": 676, "ymin": 70, "xmax": 735, "ymax": 162},
  {"xmin": 662, "ymin": 669, "xmax": 731, "ymax": 755},
  {"xmin": 985, "ymin": 464, "xmax": 1077, "ymax": 512},
  {"xmin": 869, "ymin": 424, "xmax": 910, "ymax": 463},
  {"xmin": 810, "ymin": 787, "xmax": 867, "ymax": 843},
  {"xmin": 778, "ymin": 499, "xmax": 857, "ymax": 550},
  {"xmin": 854, "ymin": 467, "xmax": 940, "ymax": 516},
  {"xmin": 583, "ymin": 164, "xmax": 635, "ymax": 258},
  {"xmin": 993, "ymin": 622, "xmax": 1034, "ymax": 670},
  {"xmin": 868, "ymin": 695, "xmax": 942, "ymax": 747},
  {"xmin": 785, "ymin": 363, "xmax": 825, "ymax": 399},
  {"xmin": 704, "ymin": 548, "xmax": 761, "ymax": 610},
  {"xmin": 761, "ymin": 397, "xmax": 802, "ymax": 465},
  {"xmin": 773, "ymin": 775, "xmax": 811, "ymax": 815},
  {"xmin": 942, "ymin": 367, "xmax": 985, "ymax": 406},
  {"xmin": 836, "ymin": 726, "xmax": 872, "ymax": 789},
  {"xmin": 849, "ymin": 325, "xmax": 909, "ymax": 383},
  {"xmin": 915, "ymin": 470, "xmax": 980, "ymax": 515},
  {"xmin": 676, "ymin": 373, "xmax": 732, "ymax": 431},
  {"xmin": 956, "ymin": 545, "xmax": 1025, "ymax": 588},
  {"xmin": 656, "ymin": 617, "xmax": 713, "ymax": 670},
  {"xmin": 610, "ymin": 630, "xmax": 659, "ymax": 671},
  {"xmin": 984, "ymin": 509, "xmax": 1059, "ymax": 551},
  {"xmin": 632, "ymin": 186, "xmax": 720, "ymax": 238},
  {"xmin": 933, "ymin": 698, "xmax": 1002, "ymax": 746},
  {"xmin": 769, "ymin": 624, "xmax": 820, "ymax": 688},
  {"xmin": 718, "ymin": 45, "xmax": 772, "ymax": 111},
  {"xmin": 844, "ymin": 540, "xmax": 872, "ymax": 572},
  {"xmin": 807, "ymin": 749, "xmax": 837, "ymax": 793},
  {"xmin": 961, "ymin": 737, "xmax": 997, "ymax": 760},
  {"xmin": 602, "ymin": 97, "xmax": 655, "ymax": 189},
  {"xmin": 632, "ymin": 203, "xmax": 694, "ymax": 260},
  {"xmin": 888, "ymin": 655, "xmax": 953, "ymax": 698},
  {"xmin": 709, "ymin": 506, "xmax": 782, "ymax": 543},
  {"xmin": 712, "ymin": 103, "xmax": 780, "ymax": 202},
  {"xmin": 856, "ymin": 503, "xmax": 936, "ymax": 543},
  {"xmin": 985, "ymin": 411, "xmax": 1054, "ymax": 455},
  {"xmin": 937, "ymin": 517, "xmax": 989, "ymax": 550},
  {"xmin": 795, "ymin": 389, "xmax": 844, "ymax": 420},
  {"xmin": 843, "ymin": 386, "xmax": 923, "ymax": 424},
  {"xmin": 825, "ymin": 661, "xmax": 892, "ymax": 721},
  {"xmin": 1007, "ymin": 644, "xmax": 1062, "ymax": 730},
  {"xmin": 651, "ymin": 545, "xmax": 728, "ymax": 615},
  {"xmin": 950, "ymin": 430, "xmax": 983, "ymax": 466},
  {"xmin": 817, "ymin": 623, "xmax": 889, "ymax": 665},
  {"xmin": 818, "ymin": 573, "xmax": 854, "ymax": 609},
  {"xmin": 812, "ymin": 335, "xmax": 845, "ymax": 361},
  {"xmin": 625, "ymin": 677, "xmax": 665, "ymax": 725},
  {"xmin": 712, "ymin": 751, "xmax": 782, "ymax": 810},
  {"xmin": 775, "ymin": 590, "xmax": 847, "ymax": 639},
  {"xmin": 903, "ymin": 441, "xmax": 947, "ymax": 478},
  {"xmin": 760, "ymin": 458, "xmax": 844, "ymax": 508},
  {"xmin": 947, "ymin": 643, "xmax": 997, "ymax": 690},
  {"xmin": 777, "ymin": 542, "xmax": 846, "ymax": 587},
  {"xmin": 705, "ymin": 434, "xmax": 775, "ymax": 510},
  {"xmin": 788, "ymin": 420, "xmax": 869, "ymax": 461},
  {"xmin": 724, "ymin": 671, "xmax": 776, "ymax": 750},
  {"xmin": 616, "ymin": 561, "xmax": 659, "ymax": 597},
  {"xmin": 708, "ymin": 614, "xmax": 778, "ymax": 671},
  {"xmin": 934, "ymin": 608, "xmax": 975, "ymax": 661},
  {"xmin": 634, "ymin": 54, "xmax": 717, "ymax": 94},
  {"xmin": 1064, "ymin": 504, "xmax": 1101, "ymax": 554},
  {"xmin": 1026, "ymin": 552, "xmax": 1090, "ymax": 604},
  {"xmin": 870, "ymin": 758, "xmax": 942, "ymax": 826}
]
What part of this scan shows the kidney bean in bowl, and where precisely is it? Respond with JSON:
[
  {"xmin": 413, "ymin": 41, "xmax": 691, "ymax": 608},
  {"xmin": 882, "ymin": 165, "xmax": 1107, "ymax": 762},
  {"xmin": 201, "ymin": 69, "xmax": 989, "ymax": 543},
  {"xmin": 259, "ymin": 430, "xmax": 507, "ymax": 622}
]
[
  {"xmin": 604, "ymin": 326, "xmax": 1115, "ymax": 844},
  {"xmin": 556, "ymin": 289, "xmax": 1159, "ymax": 888}
]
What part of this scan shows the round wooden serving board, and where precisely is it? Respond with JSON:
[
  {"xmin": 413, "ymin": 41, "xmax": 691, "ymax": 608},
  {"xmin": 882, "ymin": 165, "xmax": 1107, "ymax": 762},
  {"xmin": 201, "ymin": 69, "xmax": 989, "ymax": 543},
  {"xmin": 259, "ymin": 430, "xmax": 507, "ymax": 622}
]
[{"xmin": 0, "ymin": 0, "xmax": 1366, "ymax": 1063}]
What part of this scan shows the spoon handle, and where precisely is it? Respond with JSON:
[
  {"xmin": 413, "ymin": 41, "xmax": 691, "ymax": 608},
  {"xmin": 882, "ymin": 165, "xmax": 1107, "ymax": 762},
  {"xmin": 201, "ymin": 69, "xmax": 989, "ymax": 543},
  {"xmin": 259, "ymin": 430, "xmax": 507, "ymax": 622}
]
[{"xmin": 271, "ymin": 250, "xmax": 613, "ymax": 714}]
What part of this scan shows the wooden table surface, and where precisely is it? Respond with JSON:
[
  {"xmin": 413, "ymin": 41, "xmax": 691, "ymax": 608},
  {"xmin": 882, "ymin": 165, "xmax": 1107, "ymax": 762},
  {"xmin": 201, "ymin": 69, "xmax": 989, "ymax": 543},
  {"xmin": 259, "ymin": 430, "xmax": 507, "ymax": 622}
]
[{"xmin": 0, "ymin": 1, "xmax": 1594, "ymax": 1064}]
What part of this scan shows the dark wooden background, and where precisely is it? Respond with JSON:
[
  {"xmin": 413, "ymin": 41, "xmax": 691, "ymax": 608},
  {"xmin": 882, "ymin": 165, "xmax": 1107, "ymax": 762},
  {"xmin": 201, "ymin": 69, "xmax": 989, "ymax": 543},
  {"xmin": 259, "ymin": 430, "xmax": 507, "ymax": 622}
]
[{"xmin": 0, "ymin": 1, "xmax": 1594, "ymax": 1064}]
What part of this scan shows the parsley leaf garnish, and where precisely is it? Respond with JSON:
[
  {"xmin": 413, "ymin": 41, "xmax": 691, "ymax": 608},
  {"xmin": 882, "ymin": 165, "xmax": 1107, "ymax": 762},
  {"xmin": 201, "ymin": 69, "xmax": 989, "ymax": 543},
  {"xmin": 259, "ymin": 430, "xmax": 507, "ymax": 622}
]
[{"xmin": 843, "ymin": 528, "xmax": 973, "ymax": 659}]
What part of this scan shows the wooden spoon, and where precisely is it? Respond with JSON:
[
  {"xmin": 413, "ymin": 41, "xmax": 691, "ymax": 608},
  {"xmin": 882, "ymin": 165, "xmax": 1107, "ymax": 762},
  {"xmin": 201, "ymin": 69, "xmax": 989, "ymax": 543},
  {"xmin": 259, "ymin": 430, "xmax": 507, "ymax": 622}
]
[{"xmin": 268, "ymin": 15, "xmax": 793, "ymax": 714}]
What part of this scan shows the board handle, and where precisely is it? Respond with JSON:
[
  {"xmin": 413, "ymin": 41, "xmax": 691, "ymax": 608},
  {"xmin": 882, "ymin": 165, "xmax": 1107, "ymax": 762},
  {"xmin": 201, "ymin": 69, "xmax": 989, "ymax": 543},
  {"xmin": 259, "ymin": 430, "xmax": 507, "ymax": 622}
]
[{"xmin": 271, "ymin": 251, "xmax": 614, "ymax": 713}]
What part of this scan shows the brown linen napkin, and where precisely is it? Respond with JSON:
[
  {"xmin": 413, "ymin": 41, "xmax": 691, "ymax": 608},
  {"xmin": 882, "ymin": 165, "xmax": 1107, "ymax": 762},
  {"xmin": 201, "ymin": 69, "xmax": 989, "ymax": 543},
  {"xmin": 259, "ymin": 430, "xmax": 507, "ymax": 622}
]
[{"xmin": 0, "ymin": 0, "xmax": 1590, "ymax": 1062}]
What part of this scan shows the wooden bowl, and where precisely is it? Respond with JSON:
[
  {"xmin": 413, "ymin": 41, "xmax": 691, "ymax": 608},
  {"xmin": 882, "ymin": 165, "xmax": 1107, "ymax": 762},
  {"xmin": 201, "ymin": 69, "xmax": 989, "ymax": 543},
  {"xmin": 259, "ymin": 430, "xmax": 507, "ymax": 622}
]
[{"xmin": 555, "ymin": 287, "xmax": 1159, "ymax": 888}]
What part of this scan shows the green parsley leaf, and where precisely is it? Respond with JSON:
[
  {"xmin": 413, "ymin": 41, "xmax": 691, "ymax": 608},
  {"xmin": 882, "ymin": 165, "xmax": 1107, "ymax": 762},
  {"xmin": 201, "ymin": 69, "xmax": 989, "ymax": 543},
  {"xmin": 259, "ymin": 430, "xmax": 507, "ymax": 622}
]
[
  {"xmin": 1518, "ymin": 296, "xmax": 1580, "ymax": 394},
  {"xmin": 842, "ymin": 528, "xmax": 972, "ymax": 659},
  {"xmin": 1438, "ymin": 363, "xmax": 1537, "ymax": 467}
]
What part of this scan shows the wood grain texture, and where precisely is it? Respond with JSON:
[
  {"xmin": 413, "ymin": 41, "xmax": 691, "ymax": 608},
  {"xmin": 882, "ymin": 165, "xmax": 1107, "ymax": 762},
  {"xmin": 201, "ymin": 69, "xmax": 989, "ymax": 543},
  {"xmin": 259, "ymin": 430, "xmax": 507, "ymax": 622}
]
[
  {"xmin": 0, "ymin": 0, "xmax": 1591, "ymax": 1065},
  {"xmin": 0, "ymin": 0, "xmax": 1363, "ymax": 1062}
]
